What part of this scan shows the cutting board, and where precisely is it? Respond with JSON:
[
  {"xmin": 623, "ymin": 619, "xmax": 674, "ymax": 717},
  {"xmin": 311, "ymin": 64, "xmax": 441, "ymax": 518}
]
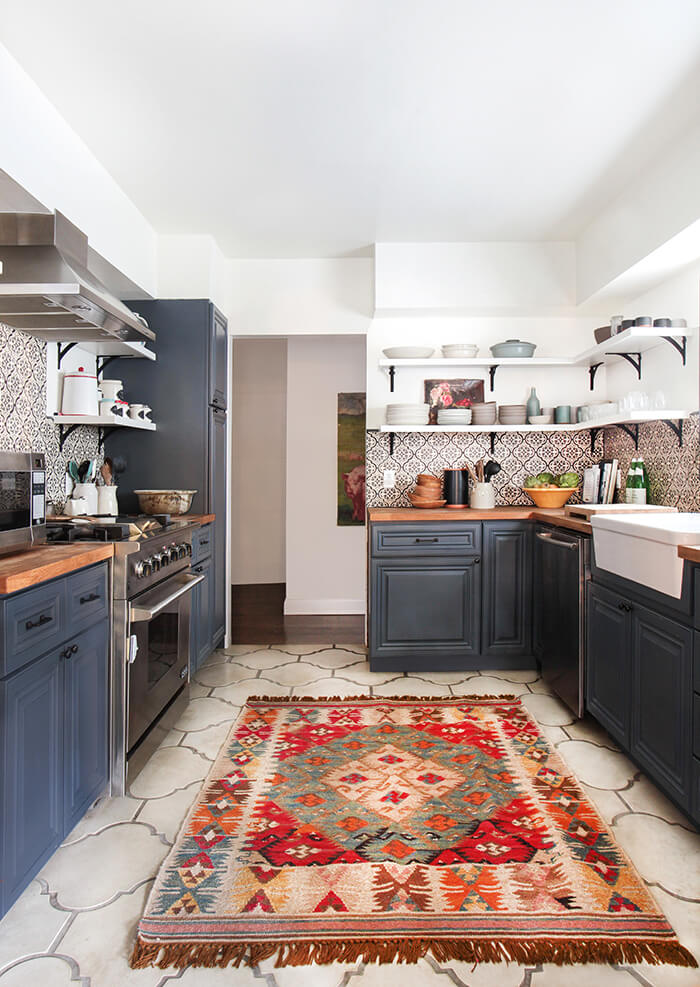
[{"xmin": 565, "ymin": 503, "xmax": 678, "ymax": 521}]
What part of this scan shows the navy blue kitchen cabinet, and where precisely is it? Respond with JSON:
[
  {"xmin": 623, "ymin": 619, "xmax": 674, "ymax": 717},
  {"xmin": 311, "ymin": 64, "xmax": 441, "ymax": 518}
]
[
  {"xmin": 587, "ymin": 575, "xmax": 696, "ymax": 820},
  {"xmin": 0, "ymin": 562, "xmax": 110, "ymax": 918},
  {"xmin": 191, "ymin": 555, "xmax": 213, "ymax": 673},
  {"xmin": 586, "ymin": 582, "xmax": 632, "ymax": 746},
  {"xmin": 481, "ymin": 522, "xmax": 533, "ymax": 658},
  {"xmin": 369, "ymin": 521, "xmax": 535, "ymax": 671},
  {"xmin": 106, "ymin": 299, "xmax": 228, "ymax": 651}
]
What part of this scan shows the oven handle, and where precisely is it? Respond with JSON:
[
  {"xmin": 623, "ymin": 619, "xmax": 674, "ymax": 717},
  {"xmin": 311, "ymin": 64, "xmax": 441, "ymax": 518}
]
[{"xmin": 129, "ymin": 572, "xmax": 205, "ymax": 622}]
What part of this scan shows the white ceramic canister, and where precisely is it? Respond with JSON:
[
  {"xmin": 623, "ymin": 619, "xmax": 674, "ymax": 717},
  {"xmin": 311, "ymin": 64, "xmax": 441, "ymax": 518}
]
[
  {"xmin": 97, "ymin": 486, "xmax": 119, "ymax": 515},
  {"xmin": 64, "ymin": 497, "xmax": 87, "ymax": 516},
  {"xmin": 99, "ymin": 379, "xmax": 124, "ymax": 402},
  {"xmin": 128, "ymin": 403, "xmax": 147, "ymax": 420},
  {"xmin": 99, "ymin": 398, "xmax": 118, "ymax": 419},
  {"xmin": 469, "ymin": 482, "xmax": 496, "ymax": 509},
  {"xmin": 72, "ymin": 482, "xmax": 98, "ymax": 515},
  {"xmin": 112, "ymin": 400, "xmax": 129, "ymax": 419},
  {"xmin": 61, "ymin": 366, "xmax": 99, "ymax": 416}
]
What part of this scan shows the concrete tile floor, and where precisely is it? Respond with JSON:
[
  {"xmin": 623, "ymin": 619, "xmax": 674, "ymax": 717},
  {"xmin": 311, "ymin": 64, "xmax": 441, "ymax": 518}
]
[{"xmin": 1, "ymin": 644, "xmax": 698, "ymax": 987}]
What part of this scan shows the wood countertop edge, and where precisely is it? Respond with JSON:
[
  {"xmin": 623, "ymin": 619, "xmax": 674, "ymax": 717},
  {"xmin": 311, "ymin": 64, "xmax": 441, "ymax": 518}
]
[
  {"xmin": 0, "ymin": 544, "xmax": 114, "ymax": 595},
  {"xmin": 678, "ymin": 544, "xmax": 700, "ymax": 564},
  {"xmin": 180, "ymin": 513, "xmax": 215, "ymax": 524},
  {"xmin": 368, "ymin": 506, "xmax": 592, "ymax": 534}
]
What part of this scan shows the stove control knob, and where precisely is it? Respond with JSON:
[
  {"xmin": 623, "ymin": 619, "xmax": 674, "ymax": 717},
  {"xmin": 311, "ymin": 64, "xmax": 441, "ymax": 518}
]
[
  {"xmin": 142, "ymin": 559, "xmax": 153, "ymax": 577},
  {"xmin": 185, "ymin": 543, "xmax": 193, "ymax": 557},
  {"xmin": 134, "ymin": 560, "xmax": 145, "ymax": 578},
  {"xmin": 177, "ymin": 544, "xmax": 187, "ymax": 559},
  {"xmin": 151, "ymin": 554, "xmax": 161, "ymax": 572}
]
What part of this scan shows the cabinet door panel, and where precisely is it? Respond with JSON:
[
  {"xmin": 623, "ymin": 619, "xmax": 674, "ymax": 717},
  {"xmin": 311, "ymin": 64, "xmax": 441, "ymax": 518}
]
[
  {"xmin": 1, "ymin": 650, "xmax": 63, "ymax": 916},
  {"xmin": 371, "ymin": 559, "xmax": 480, "ymax": 657},
  {"xmin": 632, "ymin": 606, "xmax": 692, "ymax": 808},
  {"xmin": 482, "ymin": 523, "xmax": 532, "ymax": 656},
  {"xmin": 586, "ymin": 583, "xmax": 631, "ymax": 745},
  {"xmin": 63, "ymin": 621, "xmax": 109, "ymax": 835},
  {"xmin": 209, "ymin": 304, "xmax": 228, "ymax": 410},
  {"xmin": 192, "ymin": 558, "xmax": 213, "ymax": 670},
  {"xmin": 209, "ymin": 410, "xmax": 227, "ymax": 647}
]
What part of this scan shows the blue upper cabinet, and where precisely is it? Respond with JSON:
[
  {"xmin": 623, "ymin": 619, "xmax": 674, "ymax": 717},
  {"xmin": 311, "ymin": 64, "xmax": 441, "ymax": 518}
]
[{"xmin": 0, "ymin": 562, "xmax": 110, "ymax": 918}]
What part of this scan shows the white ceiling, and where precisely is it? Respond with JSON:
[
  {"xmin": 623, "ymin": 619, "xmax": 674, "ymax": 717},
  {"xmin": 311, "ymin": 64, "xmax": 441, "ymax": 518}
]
[{"xmin": 4, "ymin": 0, "xmax": 700, "ymax": 257}]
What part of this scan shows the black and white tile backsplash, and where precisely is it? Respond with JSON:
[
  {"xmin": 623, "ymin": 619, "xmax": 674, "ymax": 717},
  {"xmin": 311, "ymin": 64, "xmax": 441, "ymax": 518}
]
[
  {"xmin": 0, "ymin": 323, "xmax": 99, "ymax": 508},
  {"xmin": 366, "ymin": 429, "xmax": 603, "ymax": 507}
]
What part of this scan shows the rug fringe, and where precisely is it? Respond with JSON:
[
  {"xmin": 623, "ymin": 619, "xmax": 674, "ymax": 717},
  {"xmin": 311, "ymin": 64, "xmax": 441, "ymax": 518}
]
[
  {"xmin": 246, "ymin": 694, "xmax": 520, "ymax": 705},
  {"xmin": 130, "ymin": 935, "xmax": 697, "ymax": 969}
]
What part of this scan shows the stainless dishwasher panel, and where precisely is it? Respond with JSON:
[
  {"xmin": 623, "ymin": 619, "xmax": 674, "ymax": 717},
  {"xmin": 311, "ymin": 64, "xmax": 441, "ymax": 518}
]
[{"xmin": 535, "ymin": 525, "xmax": 590, "ymax": 717}]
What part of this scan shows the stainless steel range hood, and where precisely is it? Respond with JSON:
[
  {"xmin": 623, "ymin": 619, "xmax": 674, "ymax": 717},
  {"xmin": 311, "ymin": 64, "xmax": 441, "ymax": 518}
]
[{"xmin": 0, "ymin": 211, "xmax": 155, "ymax": 344}]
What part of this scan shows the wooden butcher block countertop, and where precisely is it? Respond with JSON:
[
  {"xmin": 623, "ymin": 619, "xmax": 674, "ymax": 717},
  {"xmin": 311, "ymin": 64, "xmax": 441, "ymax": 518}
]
[
  {"xmin": 369, "ymin": 506, "xmax": 592, "ymax": 534},
  {"xmin": 677, "ymin": 544, "xmax": 700, "ymax": 564},
  {"xmin": 180, "ymin": 513, "xmax": 215, "ymax": 525},
  {"xmin": 0, "ymin": 543, "xmax": 114, "ymax": 595}
]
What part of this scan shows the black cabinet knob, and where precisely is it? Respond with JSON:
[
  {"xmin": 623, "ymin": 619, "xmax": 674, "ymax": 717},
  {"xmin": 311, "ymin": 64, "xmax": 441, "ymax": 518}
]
[{"xmin": 474, "ymin": 556, "xmax": 481, "ymax": 564}]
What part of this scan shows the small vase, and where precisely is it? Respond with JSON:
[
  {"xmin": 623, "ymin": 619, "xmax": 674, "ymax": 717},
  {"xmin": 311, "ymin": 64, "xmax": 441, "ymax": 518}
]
[
  {"xmin": 97, "ymin": 485, "xmax": 119, "ymax": 516},
  {"xmin": 526, "ymin": 387, "xmax": 541, "ymax": 420}
]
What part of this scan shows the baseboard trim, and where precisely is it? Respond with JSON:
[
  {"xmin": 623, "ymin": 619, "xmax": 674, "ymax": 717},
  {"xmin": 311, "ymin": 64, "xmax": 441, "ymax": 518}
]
[{"xmin": 284, "ymin": 598, "xmax": 366, "ymax": 616}]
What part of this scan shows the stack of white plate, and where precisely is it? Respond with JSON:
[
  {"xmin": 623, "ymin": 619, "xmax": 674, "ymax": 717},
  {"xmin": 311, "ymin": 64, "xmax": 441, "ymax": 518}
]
[
  {"xmin": 437, "ymin": 408, "xmax": 473, "ymax": 425},
  {"xmin": 441, "ymin": 343, "xmax": 479, "ymax": 359},
  {"xmin": 498, "ymin": 404, "xmax": 528, "ymax": 425},
  {"xmin": 471, "ymin": 401, "xmax": 497, "ymax": 425},
  {"xmin": 386, "ymin": 403, "xmax": 430, "ymax": 426}
]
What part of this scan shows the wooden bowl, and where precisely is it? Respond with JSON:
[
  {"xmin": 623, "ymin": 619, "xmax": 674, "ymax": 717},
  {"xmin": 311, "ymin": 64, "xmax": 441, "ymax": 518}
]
[
  {"xmin": 416, "ymin": 483, "xmax": 442, "ymax": 496},
  {"xmin": 417, "ymin": 474, "xmax": 441, "ymax": 485},
  {"xmin": 522, "ymin": 487, "xmax": 578, "ymax": 509},
  {"xmin": 409, "ymin": 497, "xmax": 447, "ymax": 509}
]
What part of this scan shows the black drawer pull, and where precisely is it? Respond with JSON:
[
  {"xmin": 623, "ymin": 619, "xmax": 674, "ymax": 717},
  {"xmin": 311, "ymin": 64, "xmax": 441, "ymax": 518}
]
[
  {"xmin": 79, "ymin": 592, "xmax": 100, "ymax": 605},
  {"xmin": 61, "ymin": 643, "xmax": 79, "ymax": 661},
  {"xmin": 25, "ymin": 613, "xmax": 52, "ymax": 631},
  {"xmin": 617, "ymin": 601, "xmax": 632, "ymax": 612},
  {"xmin": 200, "ymin": 539, "xmax": 210, "ymax": 547},
  {"xmin": 414, "ymin": 537, "xmax": 439, "ymax": 543},
  {"xmin": 194, "ymin": 565, "xmax": 204, "ymax": 573}
]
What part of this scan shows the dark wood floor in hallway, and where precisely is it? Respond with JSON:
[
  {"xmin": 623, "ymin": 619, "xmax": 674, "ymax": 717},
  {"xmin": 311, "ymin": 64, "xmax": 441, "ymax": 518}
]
[{"xmin": 231, "ymin": 583, "xmax": 365, "ymax": 644}]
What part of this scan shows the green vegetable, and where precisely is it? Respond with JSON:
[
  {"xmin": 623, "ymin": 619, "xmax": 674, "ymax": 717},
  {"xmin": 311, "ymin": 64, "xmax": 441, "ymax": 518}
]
[
  {"xmin": 536, "ymin": 472, "xmax": 555, "ymax": 485},
  {"xmin": 524, "ymin": 475, "xmax": 540, "ymax": 488},
  {"xmin": 555, "ymin": 471, "xmax": 580, "ymax": 488}
]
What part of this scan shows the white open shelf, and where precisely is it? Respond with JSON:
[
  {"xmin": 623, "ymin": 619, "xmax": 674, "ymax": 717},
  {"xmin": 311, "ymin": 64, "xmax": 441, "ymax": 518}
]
[
  {"xmin": 378, "ymin": 327, "xmax": 694, "ymax": 371},
  {"xmin": 379, "ymin": 410, "xmax": 692, "ymax": 435},
  {"xmin": 53, "ymin": 414, "xmax": 156, "ymax": 431}
]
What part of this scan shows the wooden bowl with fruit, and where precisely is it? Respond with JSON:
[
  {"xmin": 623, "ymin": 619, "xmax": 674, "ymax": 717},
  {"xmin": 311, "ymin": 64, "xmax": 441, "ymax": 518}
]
[{"xmin": 522, "ymin": 471, "xmax": 579, "ymax": 509}]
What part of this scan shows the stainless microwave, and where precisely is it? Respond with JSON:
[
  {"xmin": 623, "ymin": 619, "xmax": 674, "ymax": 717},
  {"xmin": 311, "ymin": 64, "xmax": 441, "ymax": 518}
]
[{"xmin": 0, "ymin": 451, "xmax": 46, "ymax": 555}]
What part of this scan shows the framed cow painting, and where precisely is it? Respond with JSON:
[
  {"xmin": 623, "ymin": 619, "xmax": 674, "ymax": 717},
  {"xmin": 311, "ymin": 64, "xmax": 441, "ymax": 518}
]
[{"xmin": 337, "ymin": 392, "xmax": 366, "ymax": 525}]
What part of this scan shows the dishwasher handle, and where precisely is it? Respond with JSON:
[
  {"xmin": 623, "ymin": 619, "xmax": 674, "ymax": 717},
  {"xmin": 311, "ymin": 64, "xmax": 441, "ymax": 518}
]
[
  {"xmin": 536, "ymin": 530, "xmax": 579, "ymax": 551},
  {"xmin": 129, "ymin": 572, "xmax": 205, "ymax": 622}
]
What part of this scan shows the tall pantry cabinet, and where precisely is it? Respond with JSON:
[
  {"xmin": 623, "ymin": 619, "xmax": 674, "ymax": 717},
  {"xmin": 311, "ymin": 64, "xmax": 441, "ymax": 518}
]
[{"xmin": 106, "ymin": 299, "xmax": 228, "ymax": 650}]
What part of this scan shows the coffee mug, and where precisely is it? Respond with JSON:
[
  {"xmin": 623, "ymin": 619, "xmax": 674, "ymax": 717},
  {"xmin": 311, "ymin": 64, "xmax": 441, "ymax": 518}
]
[{"xmin": 555, "ymin": 405, "xmax": 571, "ymax": 424}]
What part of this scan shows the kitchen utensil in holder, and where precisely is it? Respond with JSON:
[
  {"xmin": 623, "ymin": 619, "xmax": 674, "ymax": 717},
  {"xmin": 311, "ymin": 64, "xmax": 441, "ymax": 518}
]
[
  {"xmin": 443, "ymin": 468, "xmax": 469, "ymax": 508},
  {"xmin": 470, "ymin": 482, "xmax": 495, "ymax": 509}
]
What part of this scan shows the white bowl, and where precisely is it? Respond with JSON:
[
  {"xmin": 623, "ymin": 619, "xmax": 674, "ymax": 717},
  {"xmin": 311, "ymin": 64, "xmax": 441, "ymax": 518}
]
[
  {"xmin": 382, "ymin": 347, "xmax": 434, "ymax": 360},
  {"xmin": 441, "ymin": 344, "xmax": 479, "ymax": 358},
  {"xmin": 529, "ymin": 414, "xmax": 554, "ymax": 425}
]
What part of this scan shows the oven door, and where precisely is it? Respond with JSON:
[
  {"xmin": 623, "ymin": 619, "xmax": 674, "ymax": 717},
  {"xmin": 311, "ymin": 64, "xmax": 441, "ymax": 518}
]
[{"xmin": 127, "ymin": 571, "xmax": 204, "ymax": 753}]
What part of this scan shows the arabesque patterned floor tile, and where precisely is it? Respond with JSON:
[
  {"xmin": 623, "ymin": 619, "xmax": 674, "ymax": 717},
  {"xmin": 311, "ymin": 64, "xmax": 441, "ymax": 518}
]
[{"xmin": 0, "ymin": 881, "xmax": 69, "ymax": 969}]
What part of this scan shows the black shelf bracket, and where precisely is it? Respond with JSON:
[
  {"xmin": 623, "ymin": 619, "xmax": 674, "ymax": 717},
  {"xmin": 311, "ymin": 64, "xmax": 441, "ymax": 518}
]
[
  {"xmin": 388, "ymin": 431, "xmax": 395, "ymax": 456},
  {"xmin": 488, "ymin": 365, "xmax": 499, "ymax": 392},
  {"xmin": 56, "ymin": 342, "xmax": 79, "ymax": 368},
  {"xmin": 609, "ymin": 351, "xmax": 642, "ymax": 379},
  {"xmin": 97, "ymin": 426, "xmax": 118, "ymax": 452},
  {"xmin": 388, "ymin": 365, "xmax": 396, "ymax": 393},
  {"xmin": 57, "ymin": 423, "xmax": 81, "ymax": 452},
  {"xmin": 589, "ymin": 362, "xmax": 603, "ymax": 390},
  {"xmin": 662, "ymin": 335, "xmax": 687, "ymax": 366},
  {"xmin": 96, "ymin": 355, "xmax": 122, "ymax": 379},
  {"xmin": 617, "ymin": 423, "xmax": 639, "ymax": 449},
  {"xmin": 489, "ymin": 431, "xmax": 496, "ymax": 454},
  {"xmin": 661, "ymin": 419, "xmax": 684, "ymax": 448},
  {"xmin": 590, "ymin": 427, "xmax": 603, "ymax": 454}
]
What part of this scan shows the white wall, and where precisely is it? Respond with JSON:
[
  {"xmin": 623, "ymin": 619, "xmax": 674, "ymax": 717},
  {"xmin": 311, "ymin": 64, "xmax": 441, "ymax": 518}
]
[
  {"xmin": 285, "ymin": 336, "xmax": 367, "ymax": 615},
  {"xmin": 230, "ymin": 339, "xmax": 287, "ymax": 585},
  {"xmin": 576, "ymin": 120, "xmax": 700, "ymax": 303},
  {"xmin": 0, "ymin": 43, "xmax": 158, "ymax": 295},
  {"xmin": 229, "ymin": 258, "xmax": 373, "ymax": 335},
  {"xmin": 375, "ymin": 242, "xmax": 576, "ymax": 314},
  {"xmin": 157, "ymin": 234, "xmax": 233, "ymax": 319}
]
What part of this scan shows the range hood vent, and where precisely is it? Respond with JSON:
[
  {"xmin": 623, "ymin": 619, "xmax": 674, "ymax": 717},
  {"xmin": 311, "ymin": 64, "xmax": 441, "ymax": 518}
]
[{"xmin": 0, "ymin": 211, "xmax": 155, "ymax": 345}]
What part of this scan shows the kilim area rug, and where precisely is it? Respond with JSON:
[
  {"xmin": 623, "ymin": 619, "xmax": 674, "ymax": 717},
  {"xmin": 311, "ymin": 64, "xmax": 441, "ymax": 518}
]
[{"xmin": 131, "ymin": 695, "xmax": 696, "ymax": 970}]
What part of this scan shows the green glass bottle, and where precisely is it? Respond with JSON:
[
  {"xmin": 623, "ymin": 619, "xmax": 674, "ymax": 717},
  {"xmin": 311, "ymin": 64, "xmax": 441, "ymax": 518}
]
[{"xmin": 625, "ymin": 457, "xmax": 646, "ymax": 505}]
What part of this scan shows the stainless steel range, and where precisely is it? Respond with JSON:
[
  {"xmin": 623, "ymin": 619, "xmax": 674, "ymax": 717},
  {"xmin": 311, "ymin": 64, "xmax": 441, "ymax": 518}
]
[{"xmin": 47, "ymin": 515, "xmax": 204, "ymax": 795}]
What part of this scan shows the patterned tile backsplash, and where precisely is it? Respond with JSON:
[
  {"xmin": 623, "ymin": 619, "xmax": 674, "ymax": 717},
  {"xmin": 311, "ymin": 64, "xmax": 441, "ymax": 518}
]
[
  {"xmin": 366, "ymin": 429, "xmax": 604, "ymax": 507},
  {"xmin": 604, "ymin": 413, "xmax": 700, "ymax": 511},
  {"xmin": 0, "ymin": 323, "xmax": 100, "ymax": 509},
  {"xmin": 366, "ymin": 414, "xmax": 700, "ymax": 510}
]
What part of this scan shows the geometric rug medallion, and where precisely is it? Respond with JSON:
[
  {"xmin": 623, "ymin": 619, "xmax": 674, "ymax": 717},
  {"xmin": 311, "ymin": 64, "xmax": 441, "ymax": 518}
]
[{"xmin": 131, "ymin": 695, "xmax": 696, "ymax": 970}]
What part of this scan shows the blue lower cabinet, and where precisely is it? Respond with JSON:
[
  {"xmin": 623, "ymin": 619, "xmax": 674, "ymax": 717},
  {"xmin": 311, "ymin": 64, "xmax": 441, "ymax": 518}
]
[
  {"xmin": 63, "ymin": 621, "xmax": 109, "ymax": 835},
  {"xmin": 1, "ymin": 648, "xmax": 64, "ymax": 916},
  {"xmin": 190, "ymin": 556, "xmax": 213, "ymax": 672},
  {"xmin": 0, "ymin": 563, "xmax": 110, "ymax": 919}
]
